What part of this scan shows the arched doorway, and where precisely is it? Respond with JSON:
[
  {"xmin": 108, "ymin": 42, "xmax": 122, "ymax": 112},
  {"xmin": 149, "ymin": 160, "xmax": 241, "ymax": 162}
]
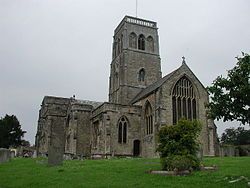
[{"xmin": 133, "ymin": 140, "xmax": 140, "ymax": 156}]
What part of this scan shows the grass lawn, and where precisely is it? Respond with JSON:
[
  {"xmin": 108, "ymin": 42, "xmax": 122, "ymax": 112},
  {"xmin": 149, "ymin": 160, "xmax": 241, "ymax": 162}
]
[{"xmin": 0, "ymin": 157, "xmax": 249, "ymax": 188}]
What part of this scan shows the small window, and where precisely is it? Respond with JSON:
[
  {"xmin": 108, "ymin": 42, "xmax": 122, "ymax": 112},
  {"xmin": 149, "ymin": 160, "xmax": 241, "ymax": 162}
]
[
  {"xmin": 138, "ymin": 68, "xmax": 145, "ymax": 82},
  {"xmin": 138, "ymin": 34, "xmax": 145, "ymax": 50}
]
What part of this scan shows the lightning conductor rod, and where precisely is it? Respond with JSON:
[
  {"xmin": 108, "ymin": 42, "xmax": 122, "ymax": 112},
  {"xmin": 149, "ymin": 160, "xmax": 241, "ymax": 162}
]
[{"xmin": 136, "ymin": 0, "xmax": 138, "ymax": 18}]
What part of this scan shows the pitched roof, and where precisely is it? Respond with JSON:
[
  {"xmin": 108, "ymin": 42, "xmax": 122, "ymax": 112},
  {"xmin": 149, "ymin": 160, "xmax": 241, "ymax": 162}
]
[
  {"xmin": 130, "ymin": 68, "xmax": 179, "ymax": 104},
  {"xmin": 74, "ymin": 99, "xmax": 103, "ymax": 109},
  {"xmin": 130, "ymin": 62, "xmax": 208, "ymax": 104}
]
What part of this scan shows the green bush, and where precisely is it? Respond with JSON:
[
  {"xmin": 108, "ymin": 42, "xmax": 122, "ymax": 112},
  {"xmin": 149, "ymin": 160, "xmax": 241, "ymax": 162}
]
[
  {"xmin": 161, "ymin": 154, "xmax": 200, "ymax": 171},
  {"xmin": 157, "ymin": 119, "xmax": 202, "ymax": 171}
]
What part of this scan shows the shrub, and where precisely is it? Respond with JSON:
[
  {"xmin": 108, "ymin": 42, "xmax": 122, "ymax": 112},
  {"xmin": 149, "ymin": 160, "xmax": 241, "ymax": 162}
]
[
  {"xmin": 161, "ymin": 154, "xmax": 200, "ymax": 171},
  {"xmin": 157, "ymin": 119, "xmax": 202, "ymax": 171}
]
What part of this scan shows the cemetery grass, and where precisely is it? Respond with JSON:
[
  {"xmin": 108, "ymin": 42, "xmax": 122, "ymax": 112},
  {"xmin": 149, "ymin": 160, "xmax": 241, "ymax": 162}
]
[{"xmin": 0, "ymin": 157, "xmax": 249, "ymax": 188}]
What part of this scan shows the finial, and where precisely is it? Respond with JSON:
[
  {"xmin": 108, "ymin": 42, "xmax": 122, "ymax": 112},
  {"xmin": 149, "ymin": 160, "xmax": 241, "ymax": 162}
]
[{"xmin": 182, "ymin": 56, "xmax": 186, "ymax": 64}]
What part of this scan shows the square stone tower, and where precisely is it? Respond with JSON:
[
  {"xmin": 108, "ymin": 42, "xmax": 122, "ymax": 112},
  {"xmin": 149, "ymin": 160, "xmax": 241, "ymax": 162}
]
[{"xmin": 109, "ymin": 16, "xmax": 162, "ymax": 105}]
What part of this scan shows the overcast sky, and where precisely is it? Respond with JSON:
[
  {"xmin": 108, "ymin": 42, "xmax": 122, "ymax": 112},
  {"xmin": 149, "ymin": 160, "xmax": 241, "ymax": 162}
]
[{"xmin": 0, "ymin": 0, "xmax": 249, "ymax": 144}]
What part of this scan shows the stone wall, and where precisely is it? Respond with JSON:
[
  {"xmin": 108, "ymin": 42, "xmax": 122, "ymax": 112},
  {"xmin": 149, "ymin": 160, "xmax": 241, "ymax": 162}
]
[
  {"xmin": 219, "ymin": 145, "xmax": 250, "ymax": 157},
  {"xmin": 36, "ymin": 96, "xmax": 70, "ymax": 158},
  {"xmin": 132, "ymin": 63, "xmax": 217, "ymax": 157},
  {"xmin": 91, "ymin": 102, "xmax": 142, "ymax": 157}
]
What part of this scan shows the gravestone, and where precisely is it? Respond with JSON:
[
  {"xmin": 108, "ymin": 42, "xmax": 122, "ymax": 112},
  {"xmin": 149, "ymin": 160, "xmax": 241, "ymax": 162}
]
[
  {"xmin": 0, "ymin": 148, "xmax": 11, "ymax": 163},
  {"xmin": 32, "ymin": 150, "xmax": 37, "ymax": 158},
  {"xmin": 48, "ymin": 116, "xmax": 65, "ymax": 166},
  {"xmin": 10, "ymin": 151, "xmax": 15, "ymax": 158},
  {"xmin": 197, "ymin": 147, "xmax": 203, "ymax": 160}
]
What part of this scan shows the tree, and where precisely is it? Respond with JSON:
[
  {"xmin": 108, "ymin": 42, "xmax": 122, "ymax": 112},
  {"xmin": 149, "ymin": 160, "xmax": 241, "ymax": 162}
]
[
  {"xmin": 157, "ymin": 119, "xmax": 201, "ymax": 171},
  {"xmin": 21, "ymin": 140, "xmax": 31, "ymax": 147},
  {"xmin": 221, "ymin": 127, "xmax": 250, "ymax": 145},
  {"xmin": 207, "ymin": 53, "xmax": 250, "ymax": 125},
  {"xmin": 0, "ymin": 114, "xmax": 26, "ymax": 148}
]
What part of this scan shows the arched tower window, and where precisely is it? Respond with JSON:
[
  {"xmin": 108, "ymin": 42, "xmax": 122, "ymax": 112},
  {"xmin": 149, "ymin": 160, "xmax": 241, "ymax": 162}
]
[
  {"xmin": 147, "ymin": 36, "xmax": 154, "ymax": 52},
  {"xmin": 129, "ymin": 32, "xmax": 137, "ymax": 48},
  {"xmin": 138, "ymin": 34, "xmax": 145, "ymax": 50},
  {"xmin": 118, "ymin": 116, "xmax": 128, "ymax": 143},
  {"xmin": 112, "ymin": 41, "xmax": 116, "ymax": 58},
  {"xmin": 172, "ymin": 76, "xmax": 197, "ymax": 124},
  {"xmin": 120, "ymin": 34, "xmax": 123, "ymax": 52},
  {"xmin": 145, "ymin": 102, "xmax": 153, "ymax": 135},
  {"xmin": 138, "ymin": 68, "xmax": 145, "ymax": 82},
  {"xmin": 118, "ymin": 38, "xmax": 121, "ymax": 54}
]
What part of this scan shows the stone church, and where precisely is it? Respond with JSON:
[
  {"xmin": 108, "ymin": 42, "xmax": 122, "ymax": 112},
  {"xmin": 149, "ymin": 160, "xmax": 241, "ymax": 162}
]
[{"xmin": 35, "ymin": 16, "xmax": 217, "ymax": 158}]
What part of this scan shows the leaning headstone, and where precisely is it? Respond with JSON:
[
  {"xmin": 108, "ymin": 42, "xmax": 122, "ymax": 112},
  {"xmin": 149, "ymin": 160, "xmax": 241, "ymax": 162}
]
[
  {"xmin": 48, "ymin": 116, "xmax": 65, "ymax": 166},
  {"xmin": 0, "ymin": 148, "xmax": 11, "ymax": 163}
]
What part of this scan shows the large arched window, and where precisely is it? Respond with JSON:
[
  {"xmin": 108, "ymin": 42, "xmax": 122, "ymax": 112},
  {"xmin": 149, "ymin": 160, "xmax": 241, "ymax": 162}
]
[
  {"xmin": 129, "ymin": 32, "xmax": 137, "ymax": 48},
  {"xmin": 172, "ymin": 76, "xmax": 197, "ymax": 124},
  {"xmin": 147, "ymin": 36, "xmax": 154, "ymax": 52},
  {"xmin": 138, "ymin": 34, "xmax": 145, "ymax": 50},
  {"xmin": 145, "ymin": 102, "xmax": 153, "ymax": 135},
  {"xmin": 118, "ymin": 116, "xmax": 128, "ymax": 143},
  {"xmin": 138, "ymin": 68, "xmax": 145, "ymax": 82}
]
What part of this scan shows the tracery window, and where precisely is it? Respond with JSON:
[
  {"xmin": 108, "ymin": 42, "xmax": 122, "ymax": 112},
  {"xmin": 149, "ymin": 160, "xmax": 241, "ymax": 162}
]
[
  {"xmin": 138, "ymin": 68, "xmax": 145, "ymax": 82},
  {"xmin": 129, "ymin": 32, "xmax": 137, "ymax": 48},
  {"xmin": 172, "ymin": 76, "xmax": 197, "ymax": 124},
  {"xmin": 138, "ymin": 34, "xmax": 145, "ymax": 50},
  {"xmin": 145, "ymin": 102, "xmax": 153, "ymax": 135},
  {"xmin": 118, "ymin": 116, "xmax": 128, "ymax": 143}
]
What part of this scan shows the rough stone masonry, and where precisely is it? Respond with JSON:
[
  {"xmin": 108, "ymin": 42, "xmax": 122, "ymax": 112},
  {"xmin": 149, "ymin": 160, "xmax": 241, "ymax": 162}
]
[{"xmin": 35, "ymin": 15, "xmax": 218, "ymax": 160}]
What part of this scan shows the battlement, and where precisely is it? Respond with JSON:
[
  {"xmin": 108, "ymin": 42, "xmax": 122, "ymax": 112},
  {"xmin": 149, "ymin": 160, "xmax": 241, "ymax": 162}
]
[{"xmin": 115, "ymin": 16, "xmax": 157, "ymax": 34}]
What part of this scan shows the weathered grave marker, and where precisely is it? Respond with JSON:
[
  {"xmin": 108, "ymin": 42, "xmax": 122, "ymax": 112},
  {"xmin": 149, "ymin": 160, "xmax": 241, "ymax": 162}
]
[
  {"xmin": 48, "ymin": 116, "xmax": 65, "ymax": 166},
  {"xmin": 0, "ymin": 148, "xmax": 11, "ymax": 163}
]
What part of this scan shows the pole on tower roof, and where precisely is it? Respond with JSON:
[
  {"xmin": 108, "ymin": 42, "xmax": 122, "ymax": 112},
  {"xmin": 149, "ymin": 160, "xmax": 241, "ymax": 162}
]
[{"xmin": 136, "ymin": 0, "xmax": 138, "ymax": 18}]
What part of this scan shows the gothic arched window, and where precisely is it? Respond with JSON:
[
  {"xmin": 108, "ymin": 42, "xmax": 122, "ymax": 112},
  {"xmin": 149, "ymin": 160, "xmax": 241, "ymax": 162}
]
[
  {"xmin": 147, "ymin": 36, "xmax": 154, "ymax": 52},
  {"xmin": 118, "ymin": 116, "xmax": 128, "ymax": 143},
  {"xmin": 138, "ymin": 34, "xmax": 145, "ymax": 50},
  {"xmin": 120, "ymin": 34, "xmax": 123, "ymax": 52},
  {"xmin": 145, "ymin": 102, "xmax": 153, "ymax": 135},
  {"xmin": 118, "ymin": 38, "xmax": 121, "ymax": 54},
  {"xmin": 172, "ymin": 76, "xmax": 197, "ymax": 124},
  {"xmin": 129, "ymin": 32, "xmax": 137, "ymax": 48},
  {"xmin": 138, "ymin": 68, "xmax": 145, "ymax": 82}
]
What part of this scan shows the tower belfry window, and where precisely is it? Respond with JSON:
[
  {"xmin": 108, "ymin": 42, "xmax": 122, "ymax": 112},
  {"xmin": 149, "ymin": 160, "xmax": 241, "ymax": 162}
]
[
  {"xmin": 147, "ymin": 36, "xmax": 154, "ymax": 52},
  {"xmin": 138, "ymin": 68, "xmax": 145, "ymax": 82},
  {"xmin": 129, "ymin": 32, "xmax": 137, "ymax": 48},
  {"xmin": 138, "ymin": 34, "xmax": 145, "ymax": 50},
  {"xmin": 172, "ymin": 76, "xmax": 197, "ymax": 124}
]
